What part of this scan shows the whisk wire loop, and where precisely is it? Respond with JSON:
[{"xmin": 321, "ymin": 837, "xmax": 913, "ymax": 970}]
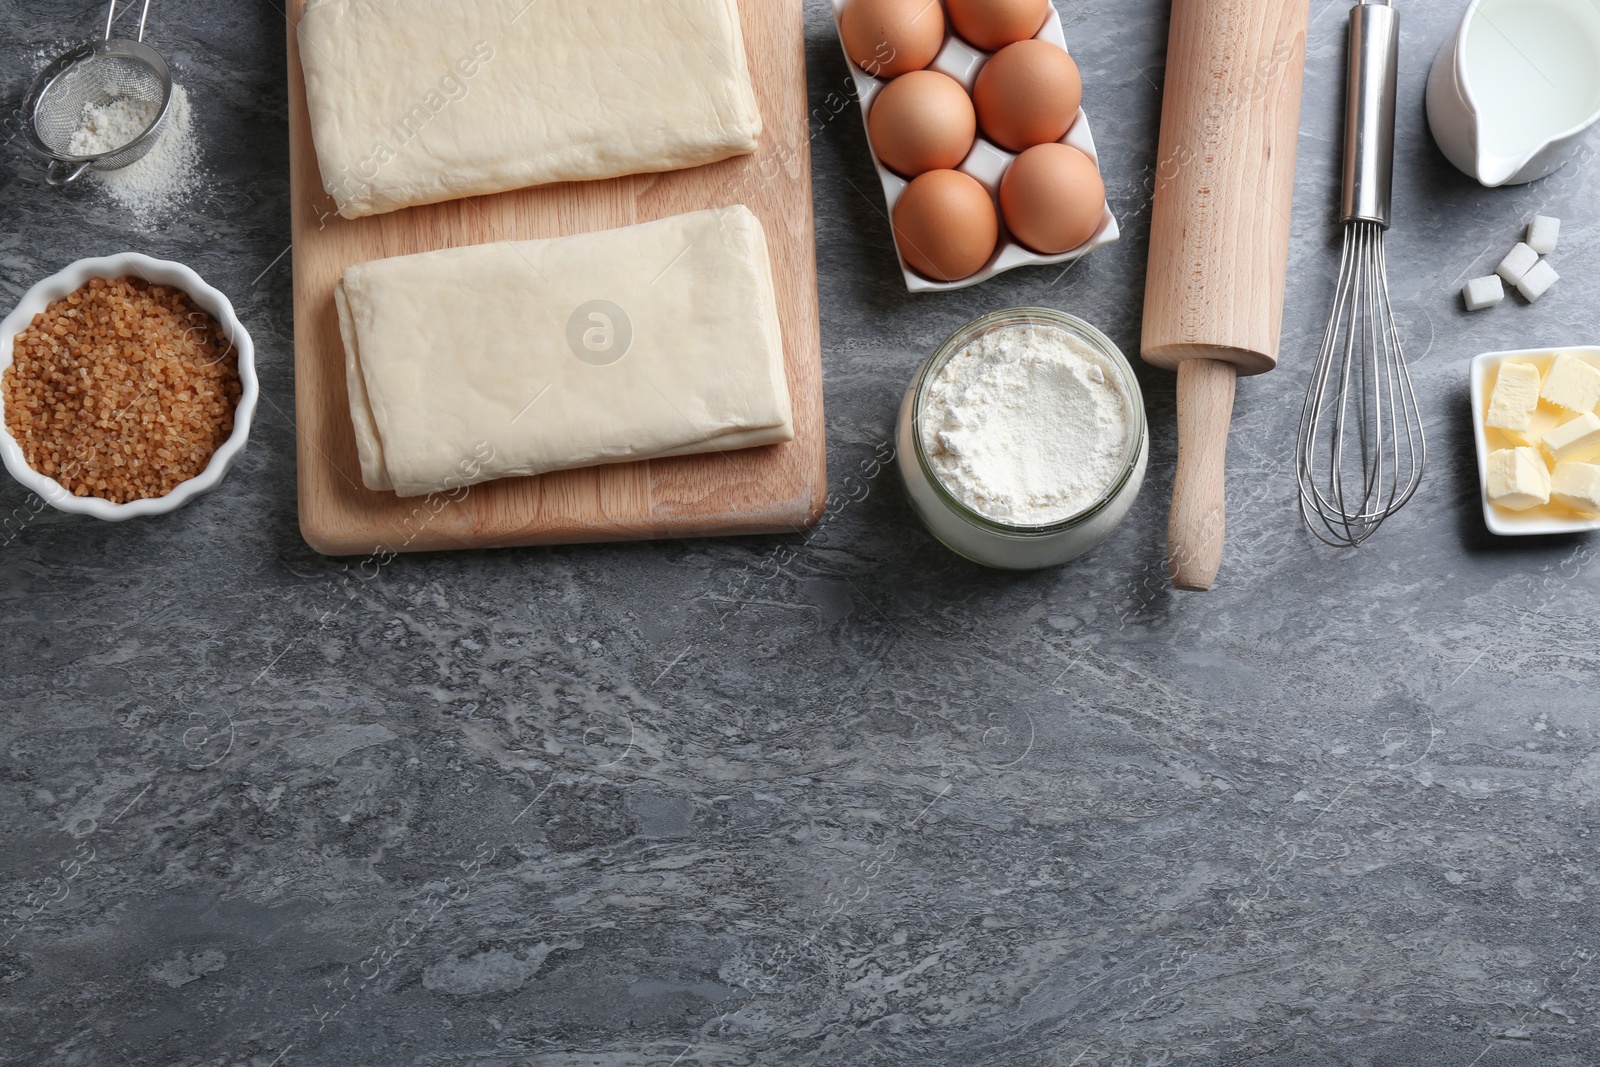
[{"xmin": 1297, "ymin": 220, "xmax": 1425, "ymax": 547}]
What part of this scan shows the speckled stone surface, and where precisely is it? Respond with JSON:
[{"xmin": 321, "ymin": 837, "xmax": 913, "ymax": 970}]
[{"xmin": 3, "ymin": 1, "xmax": 1600, "ymax": 1064}]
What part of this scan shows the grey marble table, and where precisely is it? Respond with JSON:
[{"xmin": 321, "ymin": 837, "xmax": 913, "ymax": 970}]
[{"xmin": 3, "ymin": 1, "xmax": 1599, "ymax": 1064}]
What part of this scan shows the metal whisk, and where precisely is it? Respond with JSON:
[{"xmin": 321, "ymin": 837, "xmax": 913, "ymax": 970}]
[
  {"xmin": 23, "ymin": 0, "xmax": 171, "ymax": 187},
  {"xmin": 1296, "ymin": 0, "xmax": 1424, "ymax": 547}
]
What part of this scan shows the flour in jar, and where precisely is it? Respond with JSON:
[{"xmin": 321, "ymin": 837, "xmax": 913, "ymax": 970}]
[{"xmin": 919, "ymin": 322, "xmax": 1132, "ymax": 525}]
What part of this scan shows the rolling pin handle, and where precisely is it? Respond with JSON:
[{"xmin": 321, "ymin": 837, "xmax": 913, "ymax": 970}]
[{"xmin": 1168, "ymin": 358, "xmax": 1237, "ymax": 592}]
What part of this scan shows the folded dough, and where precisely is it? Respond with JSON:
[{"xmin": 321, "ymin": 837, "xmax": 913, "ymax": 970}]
[
  {"xmin": 336, "ymin": 206, "xmax": 794, "ymax": 498},
  {"xmin": 298, "ymin": 0, "xmax": 763, "ymax": 219}
]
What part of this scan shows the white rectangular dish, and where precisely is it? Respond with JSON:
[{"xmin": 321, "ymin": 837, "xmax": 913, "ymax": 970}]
[
  {"xmin": 1470, "ymin": 346, "xmax": 1600, "ymax": 536},
  {"xmin": 829, "ymin": 0, "xmax": 1120, "ymax": 293}
]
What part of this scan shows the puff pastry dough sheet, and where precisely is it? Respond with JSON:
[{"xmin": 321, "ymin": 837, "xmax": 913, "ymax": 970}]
[
  {"xmin": 298, "ymin": 0, "xmax": 763, "ymax": 218},
  {"xmin": 336, "ymin": 206, "xmax": 794, "ymax": 498}
]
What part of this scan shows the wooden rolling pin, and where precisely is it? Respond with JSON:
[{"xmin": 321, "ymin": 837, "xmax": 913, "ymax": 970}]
[{"xmin": 1142, "ymin": 0, "xmax": 1311, "ymax": 591}]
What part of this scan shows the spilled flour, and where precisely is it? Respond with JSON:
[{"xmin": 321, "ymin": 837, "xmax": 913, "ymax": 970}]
[{"xmin": 88, "ymin": 82, "xmax": 202, "ymax": 226}]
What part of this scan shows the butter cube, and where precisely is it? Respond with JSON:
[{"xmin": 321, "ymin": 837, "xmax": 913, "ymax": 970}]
[
  {"xmin": 1541, "ymin": 353, "xmax": 1600, "ymax": 413},
  {"xmin": 1552, "ymin": 462, "xmax": 1600, "ymax": 514},
  {"xmin": 1503, "ymin": 403, "xmax": 1566, "ymax": 448},
  {"xmin": 1527, "ymin": 215, "xmax": 1561, "ymax": 255},
  {"xmin": 1543, "ymin": 411, "xmax": 1600, "ymax": 463},
  {"xmin": 1487, "ymin": 446, "xmax": 1552, "ymax": 510},
  {"xmin": 1498, "ymin": 243, "xmax": 1539, "ymax": 285},
  {"xmin": 1486, "ymin": 361, "xmax": 1543, "ymax": 435}
]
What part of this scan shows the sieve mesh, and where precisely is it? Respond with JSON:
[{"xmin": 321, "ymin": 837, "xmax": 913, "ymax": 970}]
[{"xmin": 32, "ymin": 51, "xmax": 169, "ymax": 167}]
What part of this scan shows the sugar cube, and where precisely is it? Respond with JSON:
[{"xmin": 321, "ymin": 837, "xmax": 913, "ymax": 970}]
[
  {"xmin": 1544, "ymin": 411, "xmax": 1600, "ymax": 463},
  {"xmin": 1487, "ymin": 361, "xmax": 1542, "ymax": 435},
  {"xmin": 1497, "ymin": 242, "xmax": 1540, "ymax": 284},
  {"xmin": 1463, "ymin": 275, "xmax": 1504, "ymax": 311},
  {"xmin": 1527, "ymin": 215, "xmax": 1561, "ymax": 255},
  {"xmin": 1552, "ymin": 462, "xmax": 1600, "ymax": 513},
  {"xmin": 1487, "ymin": 447, "xmax": 1552, "ymax": 510},
  {"xmin": 1516, "ymin": 259, "xmax": 1559, "ymax": 302},
  {"xmin": 1541, "ymin": 352, "xmax": 1600, "ymax": 412}
]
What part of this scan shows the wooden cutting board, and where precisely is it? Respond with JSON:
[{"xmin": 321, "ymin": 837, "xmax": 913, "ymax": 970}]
[{"xmin": 285, "ymin": 0, "xmax": 825, "ymax": 556}]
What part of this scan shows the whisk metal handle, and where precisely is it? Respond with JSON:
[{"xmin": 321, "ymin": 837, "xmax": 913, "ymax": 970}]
[{"xmin": 1341, "ymin": 0, "xmax": 1399, "ymax": 227}]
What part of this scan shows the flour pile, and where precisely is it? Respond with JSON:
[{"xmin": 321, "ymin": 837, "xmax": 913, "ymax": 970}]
[
  {"xmin": 67, "ymin": 82, "xmax": 202, "ymax": 226},
  {"xmin": 68, "ymin": 95, "xmax": 159, "ymax": 155}
]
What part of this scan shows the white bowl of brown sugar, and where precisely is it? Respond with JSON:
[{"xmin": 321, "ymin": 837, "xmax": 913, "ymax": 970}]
[{"xmin": 0, "ymin": 253, "xmax": 258, "ymax": 520}]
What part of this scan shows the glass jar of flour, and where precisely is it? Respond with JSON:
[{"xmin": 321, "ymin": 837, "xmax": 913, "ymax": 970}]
[{"xmin": 896, "ymin": 308, "xmax": 1148, "ymax": 569}]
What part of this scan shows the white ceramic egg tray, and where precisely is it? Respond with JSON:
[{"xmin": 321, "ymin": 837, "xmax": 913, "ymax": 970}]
[{"xmin": 829, "ymin": 0, "xmax": 1120, "ymax": 293}]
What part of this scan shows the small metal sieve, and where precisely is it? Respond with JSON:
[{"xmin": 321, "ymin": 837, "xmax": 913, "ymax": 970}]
[{"xmin": 23, "ymin": 0, "xmax": 172, "ymax": 187}]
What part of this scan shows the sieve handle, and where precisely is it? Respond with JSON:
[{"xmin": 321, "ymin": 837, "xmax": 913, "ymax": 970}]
[
  {"xmin": 46, "ymin": 160, "xmax": 92, "ymax": 186},
  {"xmin": 104, "ymin": 0, "xmax": 152, "ymax": 42}
]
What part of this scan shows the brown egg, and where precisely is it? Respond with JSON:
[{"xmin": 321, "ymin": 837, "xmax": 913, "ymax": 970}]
[
  {"xmin": 946, "ymin": 0, "xmax": 1049, "ymax": 52},
  {"xmin": 868, "ymin": 71, "xmax": 978, "ymax": 177},
  {"xmin": 999, "ymin": 143, "xmax": 1105, "ymax": 254},
  {"xmin": 973, "ymin": 39, "xmax": 1083, "ymax": 152},
  {"xmin": 893, "ymin": 169, "xmax": 999, "ymax": 281},
  {"xmin": 840, "ymin": 0, "xmax": 947, "ymax": 80}
]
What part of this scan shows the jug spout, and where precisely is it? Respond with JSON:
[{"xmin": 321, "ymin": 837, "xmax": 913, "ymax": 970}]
[{"xmin": 1476, "ymin": 151, "xmax": 1535, "ymax": 189}]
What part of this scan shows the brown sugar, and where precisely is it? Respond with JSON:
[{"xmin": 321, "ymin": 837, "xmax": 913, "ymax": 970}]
[{"xmin": 2, "ymin": 276, "xmax": 241, "ymax": 504}]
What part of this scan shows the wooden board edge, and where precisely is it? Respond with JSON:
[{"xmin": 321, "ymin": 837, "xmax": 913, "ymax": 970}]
[
  {"xmin": 302, "ymin": 444, "xmax": 827, "ymax": 557},
  {"xmin": 286, "ymin": 0, "xmax": 323, "ymax": 557}
]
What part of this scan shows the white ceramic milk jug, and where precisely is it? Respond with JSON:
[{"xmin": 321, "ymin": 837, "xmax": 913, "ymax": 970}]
[{"xmin": 1427, "ymin": 0, "xmax": 1600, "ymax": 186}]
